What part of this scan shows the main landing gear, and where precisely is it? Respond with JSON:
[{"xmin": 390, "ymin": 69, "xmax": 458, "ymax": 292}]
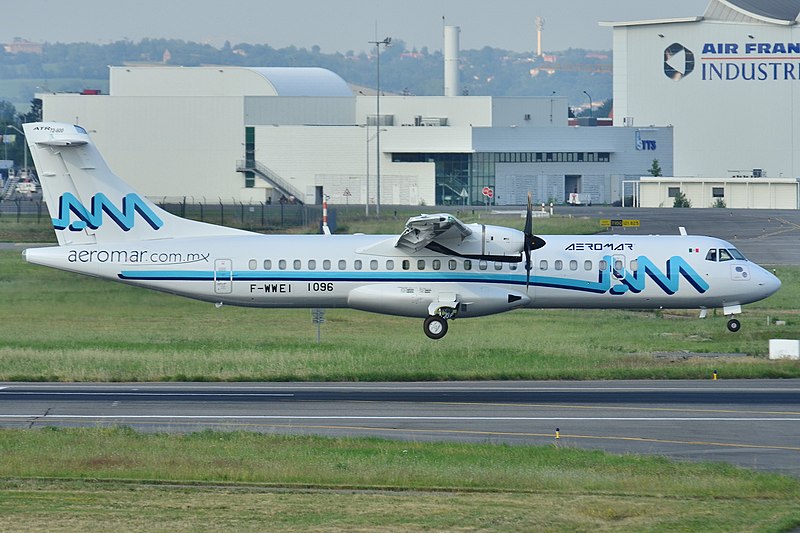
[
  {"xmin": 423, "ymin": 316, "xmax": 448, "ymax": 340},
  {"xmin": 726, "ymin": 318, "xmax": 741, "ymax": 332}
]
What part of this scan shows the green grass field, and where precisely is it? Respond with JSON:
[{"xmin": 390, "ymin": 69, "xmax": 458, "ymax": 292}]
[
  {"xmin": 1, "ymin": 247, "xmax": 798, "ymax": 381},
  {"xmin": 0, "ymin": 428, "xmax": 798, "ymax": 531}
]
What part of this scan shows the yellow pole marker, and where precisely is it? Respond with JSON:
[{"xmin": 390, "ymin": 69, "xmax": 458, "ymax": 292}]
[
  {"xmin": 555, "ymin": 427, "xmax": 560, "ymax": 440},
  {"xmin": 713, "ymin": 370, "xmax": 718, "ymax": 381}
]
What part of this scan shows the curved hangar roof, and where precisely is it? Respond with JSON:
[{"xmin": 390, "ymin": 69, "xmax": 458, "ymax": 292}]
[
  {"xmin": 715, "ymin": 0, "xmax": 800, "ymax": 24},
  {"xmin": 249, "ymin": 67, "xmax": 352, "ymax": 96},
  {"xmin": 109, "ymin": 66, "xmax": 353, "ymax": 97}
]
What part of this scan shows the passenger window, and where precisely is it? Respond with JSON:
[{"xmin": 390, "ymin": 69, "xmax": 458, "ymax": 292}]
[
  {"xmin": 263, "ymin": 259, "xmax": 272, "ymax": 270},
  {"xmin": 249, "ymin": 259, "xmax": 257, "ymax": 270},
  {"xmin": 494, "ymin": 262, "xmax": 503, "ymax": 271},
  {"xmin": 278, "ymin": 259, "xmax": 287, "ymax": 270},
  {"xmin": 630, "ymin": 259, "xmax": 638, "ymax": 271},
  {"xmin": 599, "ymin": 260, "xmax": 608, "ymax": 270},
  {"xmin": 554, "ymin": 260, "xmax": 563, "ymax": 271},
  {"xmin": 323, "ymin": 259, "xmax": 331, "ymax": 270},
  {"xmin": 402, "ymin": 260, "xmax": 410, "ymax": 270},
  {"xmin": 433, "ymin": 259, "xmax": 441, "ymax": 270},
  {"xmin": 569, "ymin": 260, "xmax": 578, "ymax": 271},
  {"xmin": 463, "ymin": 260, "xmax": 472, "ymax": 270},
  {"xmin": 584, "ymin": 260, "xmax": 592, "ymax": 271},
  {"xmin": 539, "ymin": 260, "xmax": 548, "ymax": 270},
  {"xmin": 293, "ymin": 259, "xmax": 301, "ymax": 270},
  {"xmin": 718, "ymin": 249, "xmax": 733, "ymax": 262},
  {"xmin": 386, "ymin": 260, "xmax": 394, "ymax": 270},
  {"xmin": 510, "ymin": 263, "xmax": 517, "ymax": 271},
  {"xmin": 338, "ymin": 259, "xmax": 347, "ymax": 270},
  {"xmin": 479, "ymin": 260, "xmax": 488, "ymax": 271},
  {"xmin": 705, "ymin": 249, "xmax": 717, "ymax": 262},
  {"xmin": 614, "ymin": 259, "xmax": 623, "ymax": 271},
  {"xmin": 308, "ymin": 259, "xmax": 316, "ymax": 270},
  {"xmin": 417, "ymin": 259, "xmax": 426, "ymax": 270},
  {"xmin": 448, "ymin": 259, "xmax": 457, "ymax": 270},
  {"xmin": 354, "ymin": 259, "xmax": 362, "ymax": 270},
  {"xmin": 370, "ymin": 260, "xmax": 378, "ymax": 270}
]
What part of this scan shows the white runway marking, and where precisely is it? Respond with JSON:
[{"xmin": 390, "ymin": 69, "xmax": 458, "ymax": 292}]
[
  {"xmin": 0, "ymin": 392, "xmax": 294, "ymax": 397},
  {"xmin": 1, "ymin": 414, "xmax": 798, "ymax": 422}
]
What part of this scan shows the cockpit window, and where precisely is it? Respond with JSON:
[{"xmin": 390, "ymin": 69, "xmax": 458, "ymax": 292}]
[
  {"xmin": 728, "ymin": 248, "xmax": 747, "ymax": 260},
  {"xmin": 718, "ymin": 249, "xmax": 733, "ymax": 262},
  {"xmin": 705, "ymin": 249, "xmax": 717, "ymax": 262}
]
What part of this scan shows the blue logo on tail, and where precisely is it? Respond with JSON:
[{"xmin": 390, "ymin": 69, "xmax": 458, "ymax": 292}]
[{"xmin": 53, "ymin": 193, "xmax": 164, "ymax": 232}]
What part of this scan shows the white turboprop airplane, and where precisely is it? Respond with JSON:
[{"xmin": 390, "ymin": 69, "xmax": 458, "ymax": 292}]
[{"xmin": 22, "ymin": 122, "xmax": 781, "ymax": 339}]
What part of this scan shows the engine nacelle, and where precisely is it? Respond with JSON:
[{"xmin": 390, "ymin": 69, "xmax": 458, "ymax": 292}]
[
  {"xmin": 436, "ymin": 224, "xmax": 525, "ymax": 261},
  {"xmin": 347, "ymin": 283, "xmax": 530, "ymax": 319}
]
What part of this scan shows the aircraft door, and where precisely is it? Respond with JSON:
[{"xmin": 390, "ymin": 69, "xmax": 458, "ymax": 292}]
[{"xmin": 214, "ymin": 258, "xmax": 233, "ymax": 294}]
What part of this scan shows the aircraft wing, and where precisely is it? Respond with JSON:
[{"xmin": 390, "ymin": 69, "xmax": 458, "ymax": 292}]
[{"xmin": 396, "ymin": 213, "xmax": 473, "ymax": 252}]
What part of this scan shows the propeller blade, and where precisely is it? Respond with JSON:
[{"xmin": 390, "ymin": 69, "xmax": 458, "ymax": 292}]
[{"xmin": 524, "ymin": 192, "xmax": 533, "ymax": 288}]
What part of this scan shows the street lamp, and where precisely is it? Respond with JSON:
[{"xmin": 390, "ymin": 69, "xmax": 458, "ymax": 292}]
[
  {"xmin": 368, "ymin": 36, "xmax": 391, "ymax": 217},
  {"xmin": 582, "ymin": 90, "xmax": 593, "ymax": 118}
]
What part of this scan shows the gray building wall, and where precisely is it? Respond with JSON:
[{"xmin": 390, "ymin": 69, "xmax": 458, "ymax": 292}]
[{"xmin": 474, "ymin": 126, "xmax": 673, "ymax": 205}]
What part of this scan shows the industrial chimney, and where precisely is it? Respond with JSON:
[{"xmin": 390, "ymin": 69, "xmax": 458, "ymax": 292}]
[{"xmin": 444, "ymin": 25, "xmax": 460, "ymax": 97}]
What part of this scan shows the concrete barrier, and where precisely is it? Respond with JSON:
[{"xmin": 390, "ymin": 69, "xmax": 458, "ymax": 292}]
[{"xmin": 769, "ymin": 339, "xmax": 800, "ymax": 360}]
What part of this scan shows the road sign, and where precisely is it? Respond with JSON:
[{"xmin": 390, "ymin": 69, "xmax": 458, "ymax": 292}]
[
  {"xmin": 482, "ymin": 187, "xmax": 494, "ymax": 198},
  {"xmin": 600, "ymin": 219, "xmax": 640, "ymax": 228}
]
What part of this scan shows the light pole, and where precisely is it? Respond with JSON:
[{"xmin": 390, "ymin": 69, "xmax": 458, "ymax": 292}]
[
  {"xmin": 364, "ymin": 124, "xmax": 386, "ymax": 216},
  {"xmin": 368, "ymin": 36, "xmax": 391, "ymax": 217},
  {"xmin": 582, "ymin": 90, "xmax": 593, "ymax": 118}
]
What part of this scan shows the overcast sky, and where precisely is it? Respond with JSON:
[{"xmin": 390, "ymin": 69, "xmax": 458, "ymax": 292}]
[{"xmin": 4, "ymin": 0, "xmax": 708, "ymax": 53}]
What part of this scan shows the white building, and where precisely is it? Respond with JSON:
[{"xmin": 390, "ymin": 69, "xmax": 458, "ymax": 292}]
[
  {"xmin": 637, "ymin": 176, "xmax": 800, "ymax": 208},
  {"xmin": 604, "ymin": 0, "xmax": 800, "ymax": 181},
  {"xmin": 41, "ymin": 66, "xmax": 672, "ymax": 206}
]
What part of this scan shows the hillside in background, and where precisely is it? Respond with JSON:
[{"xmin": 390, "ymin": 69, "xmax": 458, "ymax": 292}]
[{"xmin": 0, "ymin": 38, "xmax": 611, "ymax": 114}]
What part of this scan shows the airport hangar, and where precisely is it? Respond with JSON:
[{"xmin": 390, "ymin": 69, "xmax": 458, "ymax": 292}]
[
  {"xmin": 39, "ymin": 65, "xmax": 672, "ymax": 207},
  {"xmin": 604, "ymin": 0, "xmax": 800, "ymax": 209}
]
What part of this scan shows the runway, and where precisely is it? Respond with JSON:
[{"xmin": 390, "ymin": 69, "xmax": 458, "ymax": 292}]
[{"xmin": 2, "ymin": 380, "xmax": 799, "ymax": 477}]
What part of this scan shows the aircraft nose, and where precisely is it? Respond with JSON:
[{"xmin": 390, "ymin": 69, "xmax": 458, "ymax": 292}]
[{"xmin": 757, "ymin": 267, "xmax": 782, "ymax": 298}]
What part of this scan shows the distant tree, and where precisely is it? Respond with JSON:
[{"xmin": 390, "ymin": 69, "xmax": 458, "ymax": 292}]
[
  {"xmin": 673, "ymin": 191, "xmax": 691, "ymax": 208},
  {"xmin": 0, "ymin": 100, "xmax": 16, "ymax": 123},
  {"xmin": 18, "ymin": 98, "xmax": 42, "ymax": 123},
  {"xmin": 712, "ymin": 197, "xmax": 726, "ymax": 208},
  {"xmin": 649, "ymin": 159, "xmax": 662, "ymax": 177}
]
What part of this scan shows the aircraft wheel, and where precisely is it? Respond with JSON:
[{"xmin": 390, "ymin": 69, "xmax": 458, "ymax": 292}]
[
  {"xmin": 727, "ymin": 318, "xmax": 741, "ymax": 332},
  {"xmin": 423, "ymin": 316, "xmax": 448, "ymax": 340}
]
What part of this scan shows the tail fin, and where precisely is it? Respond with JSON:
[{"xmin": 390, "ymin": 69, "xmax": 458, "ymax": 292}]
[{"xmin": 24, "ymin": 122, "xmax": 247, "ymax": 245}]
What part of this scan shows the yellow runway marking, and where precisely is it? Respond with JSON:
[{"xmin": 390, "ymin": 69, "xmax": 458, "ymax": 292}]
[{"xmin": 6, "ymin": 417, "xmax": 798, "ymax": 453}]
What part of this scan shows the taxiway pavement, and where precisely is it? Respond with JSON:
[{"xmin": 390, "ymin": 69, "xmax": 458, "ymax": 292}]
[{"xmin": 2, "ymin": 380, "xmax": 798, "ymax": 477}]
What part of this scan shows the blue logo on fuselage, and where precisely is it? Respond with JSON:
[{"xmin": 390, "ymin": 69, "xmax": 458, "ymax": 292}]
[
  {"xmin": 608, "ymin": 255, "xmax": 709, "ymax": 295},
  {"xmin": 53, "ymin": 193, "xmax": 164, "ymax": 232}
]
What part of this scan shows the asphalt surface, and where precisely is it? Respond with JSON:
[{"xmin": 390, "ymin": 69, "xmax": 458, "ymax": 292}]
[
  {"xmin": 2, "ymin": 380, "xmax": 799, "ymax": 477},
  {"xmin": 555, "ymin": 206, "xmax": 800, "ymax": 265}
]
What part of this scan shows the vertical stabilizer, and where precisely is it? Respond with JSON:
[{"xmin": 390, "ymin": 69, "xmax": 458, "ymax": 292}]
[{"xmin": 23, "ymin": 122, "xmax": 248, "ymax": 245}]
